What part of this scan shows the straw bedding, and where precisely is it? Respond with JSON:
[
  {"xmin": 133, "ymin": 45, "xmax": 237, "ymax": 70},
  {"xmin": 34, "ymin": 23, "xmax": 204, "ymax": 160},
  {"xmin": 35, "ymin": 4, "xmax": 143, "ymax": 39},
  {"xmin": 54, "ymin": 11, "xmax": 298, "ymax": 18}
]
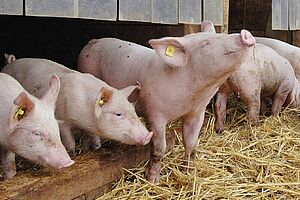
[{"xmin": 99, "ymin": 97, "xmax": 300, "ymax": 199}]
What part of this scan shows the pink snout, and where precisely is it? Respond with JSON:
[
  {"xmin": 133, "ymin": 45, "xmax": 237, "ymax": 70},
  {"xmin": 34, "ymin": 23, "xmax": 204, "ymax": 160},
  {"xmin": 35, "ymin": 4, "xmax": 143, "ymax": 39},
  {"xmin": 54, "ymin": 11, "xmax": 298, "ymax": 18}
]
[
  {"xmin": 57, "ymin": 159, "xmax": 75, "ymax": 170},
  {"xmin": 135, "ymin": 131, "xmax": 153, "ymax": 145},
  {"xmin": 240, "ymin": 29, "xmax": 256, "ymax": 47}
]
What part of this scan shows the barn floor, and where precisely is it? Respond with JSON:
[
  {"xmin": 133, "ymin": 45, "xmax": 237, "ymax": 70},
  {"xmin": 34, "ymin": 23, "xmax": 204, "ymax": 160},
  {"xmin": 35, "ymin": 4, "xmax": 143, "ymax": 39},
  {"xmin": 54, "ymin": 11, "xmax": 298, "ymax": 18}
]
[
  {"xmin": 0, "ymin": 97, "xmax": 300, "ymax": 199},
  {"xmin": 98, "ymin": 97, "xmax": 300, "ymax": 199}
]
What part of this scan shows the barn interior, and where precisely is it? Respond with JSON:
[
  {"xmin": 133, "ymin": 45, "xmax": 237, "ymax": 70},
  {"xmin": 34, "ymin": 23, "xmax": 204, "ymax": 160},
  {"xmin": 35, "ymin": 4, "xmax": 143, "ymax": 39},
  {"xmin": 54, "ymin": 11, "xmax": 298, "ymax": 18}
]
[{"xmin": 1, "ymin": 0, "xmax": 300, "ymax": 199}]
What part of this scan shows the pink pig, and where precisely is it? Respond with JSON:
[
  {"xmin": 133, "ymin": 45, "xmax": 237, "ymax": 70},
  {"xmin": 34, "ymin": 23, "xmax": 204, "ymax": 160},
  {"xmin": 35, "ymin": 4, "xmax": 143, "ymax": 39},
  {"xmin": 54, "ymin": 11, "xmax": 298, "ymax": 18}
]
[
  {"xmin": 201, "ymin": 21, "xmax": 300, "ymax": 132},
  {"xmin": 256, "ymin": 37, "xmax": 300, "ymax": 81},
  {"xmin": 2, "ymin": 58, "xmax": 153, "ymax": 157},
  {"xmin": 0, "ymin": 73, "xmax": 74, "ymax": 179},
  {"xmin": 77, "ymin": 26, "xmax": 255, "ymax": 183}
]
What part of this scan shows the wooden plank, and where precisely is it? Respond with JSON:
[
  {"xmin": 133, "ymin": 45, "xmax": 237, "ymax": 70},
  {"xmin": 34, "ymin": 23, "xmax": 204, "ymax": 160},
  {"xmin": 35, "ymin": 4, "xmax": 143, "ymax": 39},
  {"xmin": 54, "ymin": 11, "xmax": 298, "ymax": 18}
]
[
  {"xmin": 26, "ymin": 0, "xmax": 75, "ymax": 18},
  {"xmin": 203, "ymin": 0, "xmax": 223, "ymax": 26},
  {"xmin": 119, "ymin": 0, "xmax": 151, "ymax": 22},
  {"xmin": 0, "ymin": 143, "xmax": 150, "ymax": 200},
  {"xmin": 288, "ymin": 0, "xmax": 300, "ymax": 30},
  {"xmin": 0, "ymin": 0, "xmax": 23, "ymax": 15},
  {"xmin": 78, "ymin": 0, "xmax": 117, "ymax": 21},
  {"xmin": 179, "ymin": 0, "xmax": 201, "ymax": 24},
  {"xmin": 152, "ymin": 0, "xmax": 178, "ymax": 24},
  {"xmin": 272, "ymin": 0, "xmax": 289, "ymax": 30},
  {"xmin": 222, "ymin": 0, "xmax": 229, "ymax": 33},
  {"xmin": 293, "ymin": 31, "xmax": 300, "ymax": 46}
]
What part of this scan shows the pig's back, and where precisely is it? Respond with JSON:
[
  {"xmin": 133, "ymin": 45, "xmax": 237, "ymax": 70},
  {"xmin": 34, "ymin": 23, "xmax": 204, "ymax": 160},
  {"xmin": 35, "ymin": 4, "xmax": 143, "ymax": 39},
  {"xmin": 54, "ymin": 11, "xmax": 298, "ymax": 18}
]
[
  {"xmin": 256, "ymin": 37, "xmax": 300, "ymax": 80},
  {"xmin": 256, "ymin": 44, "xmax": 295, "ymax": 96},
  {"xmin": 78, "ymin": 38, "xmax": 155, "ymax": 90},
  {"xmin": 2, "ymin": 58, "xmax": 73, "ymax": 98}
]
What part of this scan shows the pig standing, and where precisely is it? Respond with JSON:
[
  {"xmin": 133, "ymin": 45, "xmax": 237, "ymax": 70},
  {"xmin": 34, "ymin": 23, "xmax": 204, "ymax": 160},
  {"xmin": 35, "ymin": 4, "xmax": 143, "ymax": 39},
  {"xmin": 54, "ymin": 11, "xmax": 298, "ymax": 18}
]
[
  {"xmin": 214, "ymin": 44, "xmax": 300, "ymax": 132},
  {"xmin": 2, "ymin": 58, "xmax": 153, "ymax": 156},
  {"xmin": 201, "ymin": 21, "xmax": 300, "ymax": 132},
  {"xmin": 256, "ymin": 37, "xmax": 300, "ymax": 81},
  {"xmin": 0, "ymin": 73, "xmax": 74, "ymax": 179},
  {"xmin": 77, "ymin": 27, "xmax": 256, "ymax": 183}
]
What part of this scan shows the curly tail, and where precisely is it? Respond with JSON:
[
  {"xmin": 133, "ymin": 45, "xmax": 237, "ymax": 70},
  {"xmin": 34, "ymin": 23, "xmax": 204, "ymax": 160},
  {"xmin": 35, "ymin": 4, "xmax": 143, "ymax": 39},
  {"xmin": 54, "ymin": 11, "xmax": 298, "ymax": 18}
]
[{"xmin": 4, "ymin": 53, "xmax": 16, "ymax": 64}]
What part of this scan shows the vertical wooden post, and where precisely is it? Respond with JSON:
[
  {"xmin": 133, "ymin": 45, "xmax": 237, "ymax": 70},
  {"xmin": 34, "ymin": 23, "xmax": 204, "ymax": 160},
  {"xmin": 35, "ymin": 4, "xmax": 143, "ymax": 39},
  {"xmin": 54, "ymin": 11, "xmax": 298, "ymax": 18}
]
[
  {"xmin": 293, "ymin": 31, "xmax": 300, "ymax": 47},
  {"xmin": 222, "ymin": 0, "xmax": 229, "ymax": 33}
]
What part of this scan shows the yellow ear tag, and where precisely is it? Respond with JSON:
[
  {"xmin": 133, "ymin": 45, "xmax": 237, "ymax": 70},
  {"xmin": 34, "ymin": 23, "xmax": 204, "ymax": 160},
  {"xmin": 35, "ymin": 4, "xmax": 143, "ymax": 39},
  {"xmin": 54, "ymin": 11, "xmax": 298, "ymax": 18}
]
[
  {"xmin": 165, "ymin": 44, "xmax": 175, "ymax": 57},
  {"xmin": 97, "ymin": 98, "xmax": 105, "ymax": 107},
  {"xmin": 14, "ymin": 106, "xmax": 25, "ymax": 120}
]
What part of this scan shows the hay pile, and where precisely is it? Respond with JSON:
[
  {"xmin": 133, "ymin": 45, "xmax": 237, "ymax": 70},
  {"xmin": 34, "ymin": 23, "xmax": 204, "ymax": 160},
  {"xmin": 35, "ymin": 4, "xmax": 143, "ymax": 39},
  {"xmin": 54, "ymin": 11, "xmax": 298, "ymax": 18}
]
[{"xmin": 99, "ymin": 100, "xmax": 300, "ymax": 199}]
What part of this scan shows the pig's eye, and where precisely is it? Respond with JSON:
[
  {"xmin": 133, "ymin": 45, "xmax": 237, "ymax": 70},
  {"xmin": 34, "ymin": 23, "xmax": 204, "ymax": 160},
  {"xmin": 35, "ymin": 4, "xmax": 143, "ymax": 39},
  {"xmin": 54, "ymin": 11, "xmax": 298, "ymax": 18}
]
[
  {"xmin": 115, "ymin": 112, "xmax": 123, "ymax": 117},
  {"xmin": 32, "ymin": 131, "xmax": 43, "ymax": 138}
]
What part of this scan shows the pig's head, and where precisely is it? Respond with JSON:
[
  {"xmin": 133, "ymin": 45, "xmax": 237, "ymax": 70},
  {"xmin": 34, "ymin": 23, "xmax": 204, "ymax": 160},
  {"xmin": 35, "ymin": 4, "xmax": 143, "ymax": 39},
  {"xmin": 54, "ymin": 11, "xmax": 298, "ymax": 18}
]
[
  {"xmin": 5, "ymin": 75, "xmax": 74, "ymax": 170},
  {"xmin": 149, "ymin": 29, "xmax": 255, "ymax": 77},
  {"xmin": 94, "ymin": 84, "xmax": 153, "ymax": 145}
]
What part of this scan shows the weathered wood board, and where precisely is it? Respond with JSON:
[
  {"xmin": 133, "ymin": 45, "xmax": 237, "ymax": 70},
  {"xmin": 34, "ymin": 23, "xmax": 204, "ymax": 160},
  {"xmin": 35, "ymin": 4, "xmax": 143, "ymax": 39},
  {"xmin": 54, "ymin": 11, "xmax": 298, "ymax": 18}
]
[
  {"xmin": 119, "ymin": 0, "xmax": 151, "ymax": 22},
  {"xmin": 179, "ymin": 0, "xmax": 201, "ymax": 24},
  {"xmin": 152, "ymin": 0, "xmax": 178, "ymax": 24},
  {"xmin": 78, "ymin": 0, "xmax": 117, "ymax": 21},
  {"xmin": 0, "ymin": 0, "xmax": 23, "ymax": 15},
  {"xmin": 272, "ymin": 0, "xmax": 289, "ymax": 30},
  {"xmin": 203, "ymin": 0, "xmax": 223, "ymax": 26}
]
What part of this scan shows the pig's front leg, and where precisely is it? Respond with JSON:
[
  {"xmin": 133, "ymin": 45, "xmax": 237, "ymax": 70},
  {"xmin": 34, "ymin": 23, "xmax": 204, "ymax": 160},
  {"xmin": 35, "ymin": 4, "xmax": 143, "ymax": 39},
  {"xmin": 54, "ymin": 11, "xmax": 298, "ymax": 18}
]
[
  {"xmin": 1, "ymin": 147, "xmax": 16, "ymax": 179},
  {"xmin": 59, "ymin": 121, "xmax": 76, "ymax": 157},
  {"xmin": 182, "ymin": 110, "xmax": 205, "ymax": 168},
  {"xmin": 81, "ymin": 131, "xmax": 101, "ymax": 153},
  {"xmin": 145, "ymin": 115, "xmax": 167, "ymax": 184}
]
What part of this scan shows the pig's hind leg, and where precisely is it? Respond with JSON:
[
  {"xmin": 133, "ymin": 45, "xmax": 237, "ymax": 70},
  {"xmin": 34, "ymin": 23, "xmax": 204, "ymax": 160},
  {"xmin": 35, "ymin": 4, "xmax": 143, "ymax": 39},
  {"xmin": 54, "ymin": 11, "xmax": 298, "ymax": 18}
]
[
  {"xmin": 1, "ymin": 147, "xmax": 16, "ymax": 179},
  {"xmin": 271, "ymin": 78, "xmax": 293, "ymax": 116},
  {"xmin": 215, "ymin": 83, "xmax": 232, "ymax": 133},
  {"xmin": 182, "ymin": 110, "xmax": 205, "ymax": 170}
]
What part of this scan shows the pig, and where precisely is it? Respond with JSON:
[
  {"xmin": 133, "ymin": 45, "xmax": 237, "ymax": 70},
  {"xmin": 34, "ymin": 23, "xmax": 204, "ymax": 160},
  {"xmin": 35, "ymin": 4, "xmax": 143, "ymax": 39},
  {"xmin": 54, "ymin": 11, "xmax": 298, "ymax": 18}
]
[
  {"xmin": 200, "ymin": 21, "xmax": 300, "ymax": 132},
  {"xmin": 77, "ymin": 27, "xmax": 256, "ymax": 183},
  {"xmin": 2, "ymin": 58, "xmax": 153, "ymax": 157},
  {"xmin": 0, "ymin": 73, "xmax": 74, "ymax": 179},
  {"xmin": 214, "ymin": 43, "xmax": 300, "ymax": 132},
  {"xmin": 255, "ymin": 37, "xmax": 300, "ymax": 81}
]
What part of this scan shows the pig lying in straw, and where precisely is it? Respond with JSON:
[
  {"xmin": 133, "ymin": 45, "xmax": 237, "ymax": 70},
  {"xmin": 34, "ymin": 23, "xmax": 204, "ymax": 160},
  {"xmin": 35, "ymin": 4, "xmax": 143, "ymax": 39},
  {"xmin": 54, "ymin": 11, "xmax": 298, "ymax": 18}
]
[
  {"xmin": 77, "ymin": 23, "xmax": 256, "ymax": 183},
  {"xmin": 201, "ymin": 21, "xmax": 300, "ymax": 132},
  {"xmin": 0, "ymin": 73, "xmax": 74, "ymax": 179},
  {"xmin": 2, "ymin": 57, "xmax": 152, "ymax": 157}
]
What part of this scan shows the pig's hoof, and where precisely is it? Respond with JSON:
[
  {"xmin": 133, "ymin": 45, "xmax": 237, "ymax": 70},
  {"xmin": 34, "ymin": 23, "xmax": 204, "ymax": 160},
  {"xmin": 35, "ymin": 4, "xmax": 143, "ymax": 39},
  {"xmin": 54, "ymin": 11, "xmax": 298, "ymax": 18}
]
[
  {"xmin": 3, "ymin": 170, "xmax": 17, "ymax": 180},
  {"xmin": 215, "ymin": 124, "xmax": 224, "ymax": 133},
  {"xmin": 145, "ymin": 167, "xmax": 160, "ymax": 184},
  {"xmin": 67, "ymin": 149, "xmax": 76, "ymax": 158},
  {"xmin": 92, "ymin": 142, "xmax": 101, "ymax": 150}
]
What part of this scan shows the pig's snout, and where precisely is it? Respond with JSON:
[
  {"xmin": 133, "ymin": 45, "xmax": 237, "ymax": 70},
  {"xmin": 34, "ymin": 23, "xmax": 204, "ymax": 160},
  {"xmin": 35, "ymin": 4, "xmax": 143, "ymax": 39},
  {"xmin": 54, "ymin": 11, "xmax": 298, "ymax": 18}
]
[
  {"xmin": 136, "ymin": 131, "xmax": 153, "ymax": 145},
  {"xmin": 57, "ymin": 159, "xmax": 75, "ymax": 170},
  {"xmin": 240, "ymin": 30, "xmax": 256, "ymax": 47}
]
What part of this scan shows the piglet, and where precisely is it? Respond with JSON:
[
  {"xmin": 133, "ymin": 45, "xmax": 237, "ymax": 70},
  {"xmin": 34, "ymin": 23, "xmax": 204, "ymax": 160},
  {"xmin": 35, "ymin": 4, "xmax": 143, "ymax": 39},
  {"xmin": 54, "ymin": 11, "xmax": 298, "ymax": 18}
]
[
  {"xmin": 0, "ymin": 73, "xmax": 74, "ymax": 179},
  {"xmin": 2, "ymin": 58, "xmax": 152, "ymax": 157}
]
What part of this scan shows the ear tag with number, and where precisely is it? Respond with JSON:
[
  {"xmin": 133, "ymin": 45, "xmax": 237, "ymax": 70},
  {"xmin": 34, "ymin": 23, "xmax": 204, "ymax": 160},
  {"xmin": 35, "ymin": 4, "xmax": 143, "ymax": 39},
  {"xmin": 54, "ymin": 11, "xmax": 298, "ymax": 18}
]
[
  {"xmin": 97, "ymin": 98, "xmax": 105, "ymax": 107},
  {"xmin": 165, "ymin": 44, "xmax": 175, "ymax": 57},
  {"xmin": 14, "ymin": 106, "xmax": 25, "ymax": 120}
]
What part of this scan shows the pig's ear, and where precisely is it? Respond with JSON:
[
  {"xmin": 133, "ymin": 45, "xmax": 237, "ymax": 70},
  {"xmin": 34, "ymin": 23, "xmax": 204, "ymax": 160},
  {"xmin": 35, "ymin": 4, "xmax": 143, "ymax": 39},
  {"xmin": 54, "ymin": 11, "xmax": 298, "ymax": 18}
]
[
  {"xmin": 95, "ymin": 87, "xmax": 113, "ymax": 108},
  {"xmin": 121, "ymin": 82, "xmax": 141, "ymax": 98},
  {"xmin": 149, "ymin": 37, "xmax": 188, "ymax": 67},
  {"xmin": 201, "ymin": 20, "xmax": 216, "ymax": 33},
  {"xmin": 40, "ymin": 74, "xmax": 60, "ymax": 110},
  {"xmin": 4, "ymin": 53, "xmax": 16, "ymax": 64},
  {"xmin": 9, "ymin": 92, "xmax": 35, "ymax": 128}
]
